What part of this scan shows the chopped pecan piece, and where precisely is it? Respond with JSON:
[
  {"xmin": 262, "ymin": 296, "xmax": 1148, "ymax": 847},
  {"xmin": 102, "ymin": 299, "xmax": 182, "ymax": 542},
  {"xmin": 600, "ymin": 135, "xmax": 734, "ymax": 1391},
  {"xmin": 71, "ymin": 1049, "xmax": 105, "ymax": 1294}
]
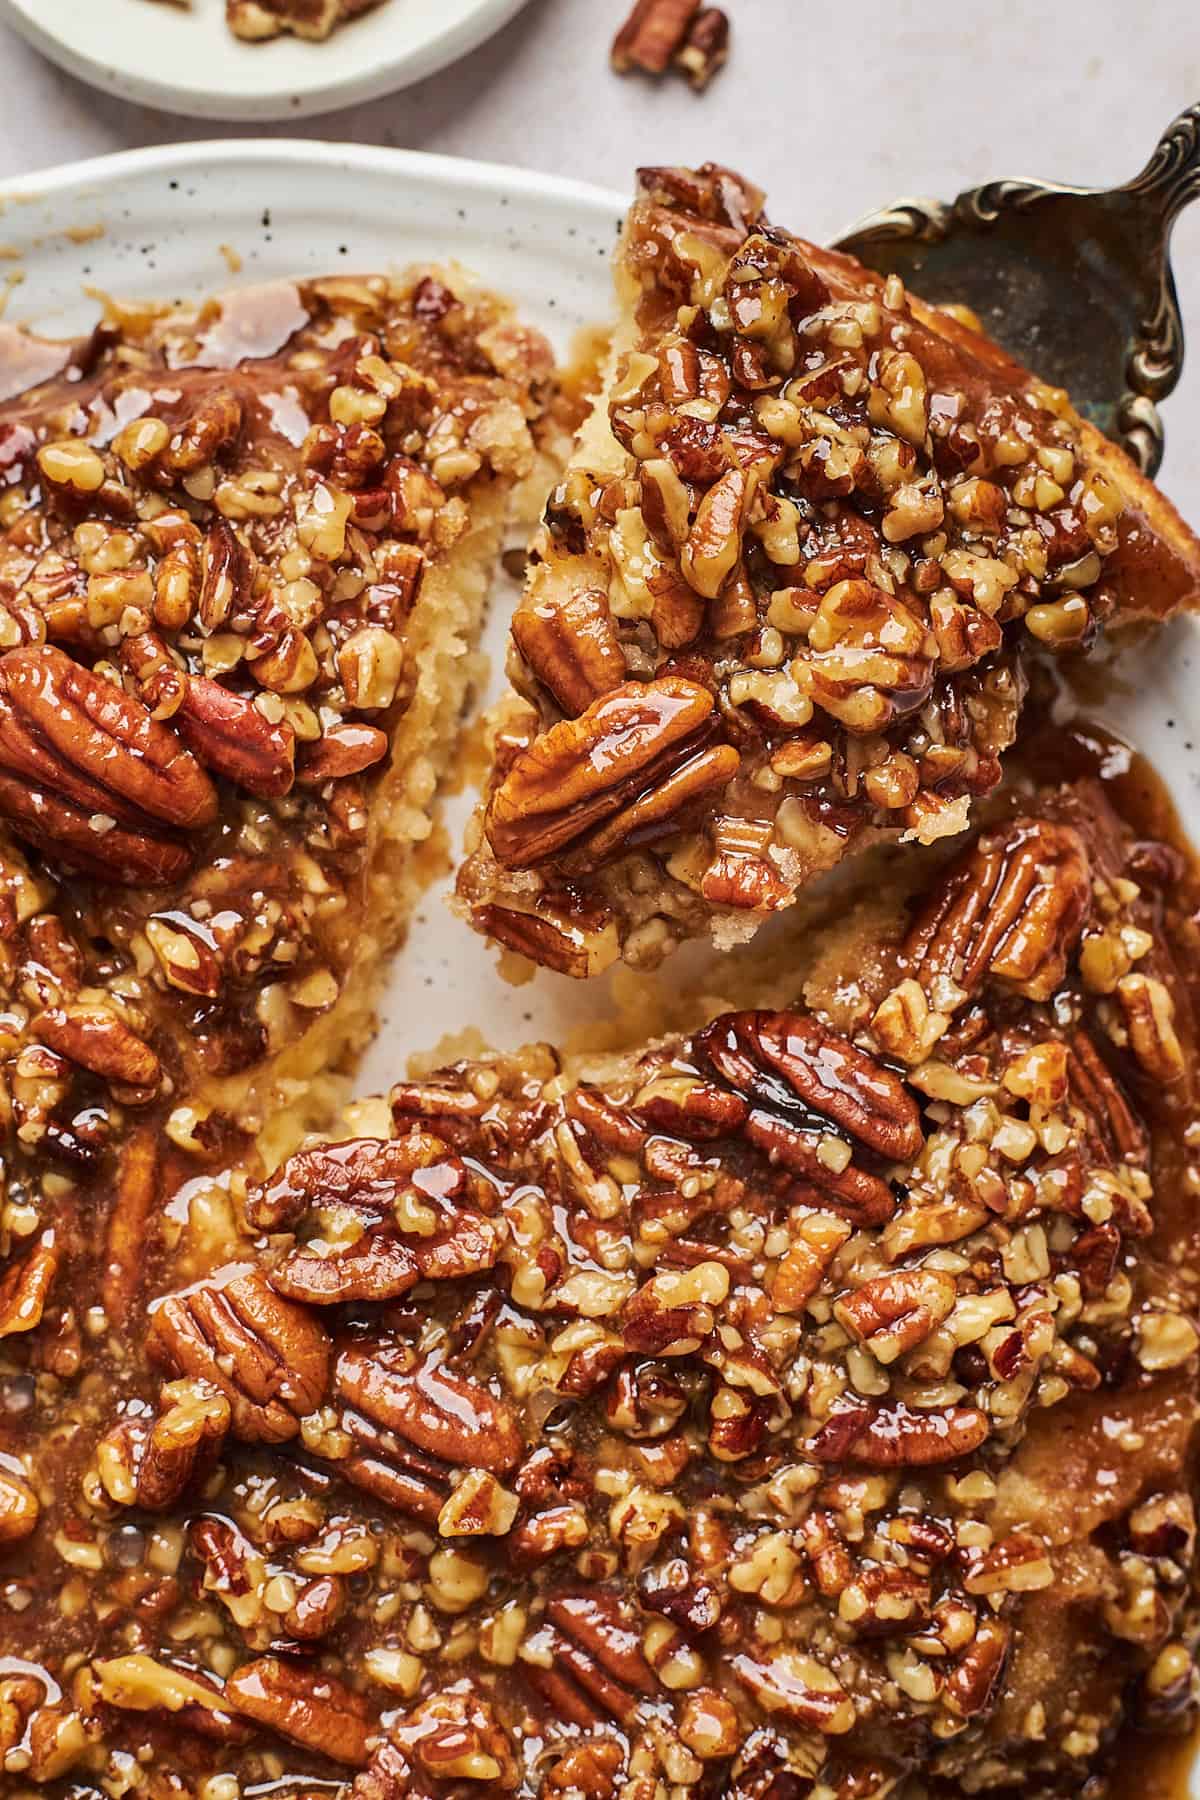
[
  {"xmin": 1117, "ymin": 972, "xmax": 1186, "ymax": 1083},
  {"xmin": 676, "ymin": 7, "xmax": 730, "ymax": 88},
  {"xmin": 96, "ymin": 1379, "xmax": 230, "ymax": 1511},
  {"xmin": 611, "ymin": 0, "xmax": 700, "ymax": 74}
]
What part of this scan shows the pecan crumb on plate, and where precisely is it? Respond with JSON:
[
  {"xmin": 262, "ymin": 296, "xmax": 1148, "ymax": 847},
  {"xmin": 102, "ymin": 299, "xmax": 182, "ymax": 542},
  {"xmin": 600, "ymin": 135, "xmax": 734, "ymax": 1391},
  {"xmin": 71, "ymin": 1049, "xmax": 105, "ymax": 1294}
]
[
  {"xmin": 7, "ymin": 741, "xmax": 1200, "ymax": 1795},
  {"xmin": 145, "ymin": 0, "xmax": 393, "ymax": 41},
  {"xmin": 456, "ymin": 162, "xmax": 1200, "ymax": 978}
]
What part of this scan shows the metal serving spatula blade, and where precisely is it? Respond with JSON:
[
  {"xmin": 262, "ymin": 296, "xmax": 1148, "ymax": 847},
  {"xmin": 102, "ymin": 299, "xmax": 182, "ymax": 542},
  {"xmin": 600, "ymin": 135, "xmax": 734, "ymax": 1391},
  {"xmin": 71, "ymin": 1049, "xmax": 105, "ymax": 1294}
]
[{"xmin": 835, "ymin": 103, "xmax": 1200, "ymax": 477}]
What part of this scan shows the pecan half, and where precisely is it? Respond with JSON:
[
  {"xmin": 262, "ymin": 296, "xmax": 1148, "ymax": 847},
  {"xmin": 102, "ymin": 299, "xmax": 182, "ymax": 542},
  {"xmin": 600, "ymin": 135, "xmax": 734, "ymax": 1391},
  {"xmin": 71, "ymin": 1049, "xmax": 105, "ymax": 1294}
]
[
  {"xmin": 731, "ymin": 1648, "xmax": 855, "ymax": 1734},
  {"xmin": 612, "ymin": 0, "xmax": 699, "ymax": 74},
  {"xmin": 35, "ymin": 1004, "xmax": 160, "ymax": 1091},
  {"xmin": 470, "ymin": 898, "xmax": 620, "ymax": 979},
  {"xmin": 905, "ymin": 819, "xmax": 1090, "ymax": 1004},
  {"xmin": 102, "ymin": 1126, "xmax": 160, "ymax": 1320},
  {"xmin": 122, "ymin": 633, "xmax": 295, "ymax": 799},
  {"xmin": 697, "ymin": 1011, "xmax": 924, "ymax": 1161},
  {"xmin": 335, "ymin": 1342, "xmax": 522, "ymax": 1475},
  {"xmin": 225, "ymin": 1657, "xmax": 372, "ymax": 1768},
  {"xmin": 147, "ymin": 1270, "xmax": 331, "ymax": 1442},
  {"xmin": 485, "ymin": 677, "xmax": 736, "ymax": 869},
  {"xmin": 512, "ymin": 588, "xmax": 627, "ymax": 717},
  {"xmin": 694, "ymin": 1009, "xmax": 920, "ymax": 1223},
  {"xmin": 834, "ymin": 1268, "xmax": 958, "ymax": 1363},
  {"xmin": 0, "ymin": 645, "xmax": 217, "ymax": 882},
  {"xmin": 0, "ymin": 1467, "xmax": 39, "ymax": 1543},
  {"xmin": 944, "ymin": 1617, "xmax": 1012, "ymax": 1718},
  {"xmin": 0, "ymin": 1239, "xmax": 58, "ymax": 1336},
  {"xmin": 0, "ymin": 775, "xmax": 195, "ymax": 885},
  {"xmin": 297, "ymin": 722, "xmax": 388, "ymax": 785},
  {"xmin": 525, "ymin": 1593, "xmax": 658, "ymax": 1727},
  {"xmin": 1069, "ymin": 1032, "xmax": 1147, "ymax": 1162},
  {"xmin": 809, "ymin": 1400, "xmax": 989, "ymax": 1466}
]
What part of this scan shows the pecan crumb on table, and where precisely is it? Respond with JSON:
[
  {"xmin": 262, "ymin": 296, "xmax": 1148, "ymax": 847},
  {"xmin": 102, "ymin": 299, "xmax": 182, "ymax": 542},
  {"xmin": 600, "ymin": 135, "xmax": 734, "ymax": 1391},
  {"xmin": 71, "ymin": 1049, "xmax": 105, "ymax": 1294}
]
[
  {"xmin": 456, "ymin": 163, "xmax": 1200, "ymax": 979},
  {"xmin": 4, "ymin": 727, "xmax": 1200, "ymax": 1795},
  {"xmin": 612, "ymin": 0, "xmax": 732, "ymax": 90}
]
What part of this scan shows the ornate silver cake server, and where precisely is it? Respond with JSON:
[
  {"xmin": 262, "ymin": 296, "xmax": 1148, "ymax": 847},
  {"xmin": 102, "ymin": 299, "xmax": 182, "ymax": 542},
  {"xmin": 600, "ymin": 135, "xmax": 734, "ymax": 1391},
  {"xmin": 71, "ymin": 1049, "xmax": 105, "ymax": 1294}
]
[{"xmin": 835, "ymin": 103, "xmax": 1200, "ymax": 475}]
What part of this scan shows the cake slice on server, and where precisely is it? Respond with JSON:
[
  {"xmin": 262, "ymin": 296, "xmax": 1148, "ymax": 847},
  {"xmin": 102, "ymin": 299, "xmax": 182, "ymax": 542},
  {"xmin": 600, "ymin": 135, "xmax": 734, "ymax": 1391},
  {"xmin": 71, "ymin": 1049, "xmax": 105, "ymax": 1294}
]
[{"xmin": 457, "ymin": 163, "xmax": 1200, "ymax": 977}]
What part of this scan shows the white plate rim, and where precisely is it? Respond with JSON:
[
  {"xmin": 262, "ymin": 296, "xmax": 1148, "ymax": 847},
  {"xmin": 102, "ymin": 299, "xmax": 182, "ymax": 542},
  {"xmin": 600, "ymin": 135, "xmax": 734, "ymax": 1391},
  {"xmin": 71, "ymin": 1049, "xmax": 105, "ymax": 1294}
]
[
  {"xmin": 0, "ymin": 137, "xmax": 625, "ymax": 220},
  {"xmin": 0, "ymin": 0, "xmax": 534, "ymax": 122}
]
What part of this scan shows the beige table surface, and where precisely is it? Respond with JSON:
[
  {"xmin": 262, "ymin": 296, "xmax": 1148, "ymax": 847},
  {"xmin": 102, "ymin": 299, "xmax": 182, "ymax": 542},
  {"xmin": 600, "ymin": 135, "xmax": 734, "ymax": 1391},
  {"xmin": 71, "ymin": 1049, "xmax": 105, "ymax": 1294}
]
[{"xmin": 1, "ymin": 0, "xmax": 1199, "ymax": 514}]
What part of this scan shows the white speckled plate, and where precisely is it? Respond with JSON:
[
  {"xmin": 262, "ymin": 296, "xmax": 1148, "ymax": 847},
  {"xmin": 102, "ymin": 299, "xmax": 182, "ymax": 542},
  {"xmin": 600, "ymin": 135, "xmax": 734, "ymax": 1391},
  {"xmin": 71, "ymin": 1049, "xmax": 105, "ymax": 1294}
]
[
  {"xmin": 0, "ymin": 0, "xmax": 532, "ymax": 121},
  {"xmin": 0, "ymin": 140, "xmax": 1197, "ymax": 1097}
]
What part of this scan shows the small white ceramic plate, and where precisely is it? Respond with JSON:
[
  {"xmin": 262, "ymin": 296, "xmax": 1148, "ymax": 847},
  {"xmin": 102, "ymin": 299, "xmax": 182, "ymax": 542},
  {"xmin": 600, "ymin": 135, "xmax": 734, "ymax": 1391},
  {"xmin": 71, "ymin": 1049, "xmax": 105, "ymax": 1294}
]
[
  {"xmin": 0, "ymin": 0, "xmax": 532, "ymax": 121},
  {"xmin": 0, "ymin": 141, "xmax": 1197, "ymax": 1092}
]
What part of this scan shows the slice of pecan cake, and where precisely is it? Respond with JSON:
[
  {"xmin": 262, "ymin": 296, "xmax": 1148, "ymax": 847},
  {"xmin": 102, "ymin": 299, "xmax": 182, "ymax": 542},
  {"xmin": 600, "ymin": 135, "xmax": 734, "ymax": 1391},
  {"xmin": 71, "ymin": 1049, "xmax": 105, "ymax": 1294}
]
[
  {"xmin": 0, "ymin": 272, "xmax": 554, "ymax": 1157},
  {"xmin": 457, "ymin": 162, "xmax": 1200, "ymax": 977},
  {"xmin": 7, "ymin": 759, "xmax": 1199, "ymax": 1795},
  {"xmin": 225, "ymin": 0, "xmax": 387, "ymax": 41}
]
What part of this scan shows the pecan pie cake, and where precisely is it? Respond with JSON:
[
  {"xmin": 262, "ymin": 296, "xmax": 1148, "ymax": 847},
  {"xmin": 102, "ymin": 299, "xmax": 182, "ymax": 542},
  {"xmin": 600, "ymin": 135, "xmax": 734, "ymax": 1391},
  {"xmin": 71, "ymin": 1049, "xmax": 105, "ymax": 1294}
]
[
  {"xmin": 0, "ymin": 270, "xmax": 554, "ymax": 1151},
  {"xmin": 457, "ymin": 163, "xmax": 1200, "ymax": 977},
  {"xmin": 4, "ymin": 743, "xmax": 1200, "ymax": 1796}
]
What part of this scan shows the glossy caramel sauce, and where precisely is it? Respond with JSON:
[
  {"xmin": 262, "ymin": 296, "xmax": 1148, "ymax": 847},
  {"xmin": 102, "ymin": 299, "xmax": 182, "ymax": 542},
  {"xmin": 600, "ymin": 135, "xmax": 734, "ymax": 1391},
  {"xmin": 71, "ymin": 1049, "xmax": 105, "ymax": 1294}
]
[
  {"xmin": 1112, "ymin": 1727, "xmax": 1199, "ymax": 1800},
  {"xmin": 1017, "ymin": 706, "xmax": 1200, "ymax": 1800}
]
